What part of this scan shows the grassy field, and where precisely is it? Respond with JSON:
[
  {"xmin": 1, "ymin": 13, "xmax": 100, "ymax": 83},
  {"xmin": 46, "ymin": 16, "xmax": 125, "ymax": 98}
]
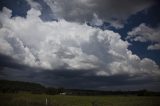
[{"xmin": 0, "ymin": 93, "xmax": 160, "ymax": 106}]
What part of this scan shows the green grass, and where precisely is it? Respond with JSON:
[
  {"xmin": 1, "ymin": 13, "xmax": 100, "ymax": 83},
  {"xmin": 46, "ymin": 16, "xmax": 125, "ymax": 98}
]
[{"xmin": 0, "ymin": 93, "xmax": 160, "ymax": 106}]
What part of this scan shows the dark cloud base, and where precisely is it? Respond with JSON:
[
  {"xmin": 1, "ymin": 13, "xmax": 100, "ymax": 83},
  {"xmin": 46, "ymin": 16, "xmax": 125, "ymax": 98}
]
[{"xmin": 0, "ymin": 53, "xmax": 160, "ymax": 91}]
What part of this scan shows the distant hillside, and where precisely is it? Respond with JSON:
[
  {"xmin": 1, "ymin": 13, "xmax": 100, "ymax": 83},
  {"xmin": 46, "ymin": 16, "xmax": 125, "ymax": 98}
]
[
  {"xmin": 0, "ymin": 80, "xmax": 45, "ymax": 93},
  {"xmin": 0, "ymin": 79, "xmax": 160, "ymax": 96}
]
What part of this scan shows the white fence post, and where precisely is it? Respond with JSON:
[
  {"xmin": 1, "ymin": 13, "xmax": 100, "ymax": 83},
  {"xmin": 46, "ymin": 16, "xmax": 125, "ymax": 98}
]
[{"xmin": 46, "ymin": 98, "xmax": 48, "ymax": 106}]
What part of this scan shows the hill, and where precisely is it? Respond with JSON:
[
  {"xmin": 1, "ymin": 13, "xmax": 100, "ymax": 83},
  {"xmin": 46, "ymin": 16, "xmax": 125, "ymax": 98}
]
[{"xmin": 0, "ymin": 79, "xmax": 160, "ymax": 96}]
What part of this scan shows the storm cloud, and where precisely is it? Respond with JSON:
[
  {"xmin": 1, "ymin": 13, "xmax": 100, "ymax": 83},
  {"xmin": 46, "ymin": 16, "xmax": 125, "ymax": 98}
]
[
  {"xmin": 41, "ymin": 0, "xmax": 155, "ymax": 28},
  {"xmin": 0, "ymin": 5, "xmax": 160, "ymax": 90}
]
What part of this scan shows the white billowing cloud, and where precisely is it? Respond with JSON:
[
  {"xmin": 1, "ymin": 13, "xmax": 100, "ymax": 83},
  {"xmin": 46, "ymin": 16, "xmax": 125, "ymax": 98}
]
[
  {"xmin": 127, "ymin": 23, "xmax": 160, "ymax": 50},
  {"xmin": 42, "ymin": 0, "xmax": 154, "ymax": 28},
  {"xmin": 0, "ymin": 7, "xmax": 159, "ymax": 78}
]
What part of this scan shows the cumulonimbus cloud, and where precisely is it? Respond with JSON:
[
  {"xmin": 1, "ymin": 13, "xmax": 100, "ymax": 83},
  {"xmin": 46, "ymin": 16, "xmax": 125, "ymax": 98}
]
[{"xmin": 0, "ymin": 7, "xmax": 160, "ymax": 78}]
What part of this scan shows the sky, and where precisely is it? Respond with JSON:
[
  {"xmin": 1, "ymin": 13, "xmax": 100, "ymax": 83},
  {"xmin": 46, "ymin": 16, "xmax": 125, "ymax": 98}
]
[{"xmin": 0, "ymin": 0, "xmax": 160, "ymax": 91}]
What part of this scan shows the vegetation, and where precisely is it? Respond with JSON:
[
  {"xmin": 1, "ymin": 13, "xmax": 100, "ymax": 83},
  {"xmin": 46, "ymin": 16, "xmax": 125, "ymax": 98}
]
[
  {"xmin": 0, "ymin": 93, "xmax": 160, "ymax": 106},
  {"xmin": 0, "ymin": 80, "xmax": 160, "ymax": 96},
  {"xmin": 0, "ymin": 80, "xmax": 160, "ymax": 106},
  {"xmin": 0, "ymin": 80, "xmax": 45, "ymax": 93}
]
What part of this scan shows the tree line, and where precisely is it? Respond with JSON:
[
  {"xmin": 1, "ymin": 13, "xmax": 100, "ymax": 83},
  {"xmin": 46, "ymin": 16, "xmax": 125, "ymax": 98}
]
[{"xmin": 0, "ymin": 80, "xmax": 160, "ymax": 96}]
